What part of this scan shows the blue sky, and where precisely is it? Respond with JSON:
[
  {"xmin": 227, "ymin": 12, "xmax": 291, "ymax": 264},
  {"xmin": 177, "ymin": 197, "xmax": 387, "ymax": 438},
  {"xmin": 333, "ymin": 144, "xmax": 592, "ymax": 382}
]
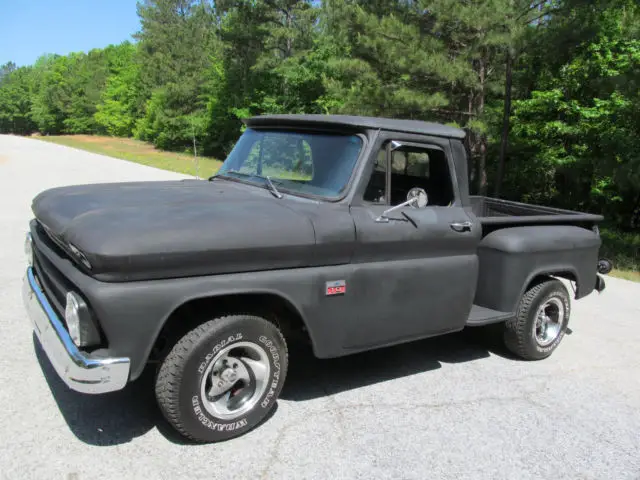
[{"xmin": 0, "ymin": 0, "xmax": 141, "ymax": 67}]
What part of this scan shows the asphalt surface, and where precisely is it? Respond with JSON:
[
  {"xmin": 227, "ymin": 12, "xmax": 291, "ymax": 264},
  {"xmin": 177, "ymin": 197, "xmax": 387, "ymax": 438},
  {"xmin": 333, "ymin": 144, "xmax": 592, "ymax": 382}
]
[{"xmin": 0, "ymin": 134, "xmax": 639, "ymax": 480}]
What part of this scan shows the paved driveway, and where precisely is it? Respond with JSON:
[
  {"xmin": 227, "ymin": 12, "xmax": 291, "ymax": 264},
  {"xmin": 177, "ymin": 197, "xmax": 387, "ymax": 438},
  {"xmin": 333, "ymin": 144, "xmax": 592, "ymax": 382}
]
[{"xmin": 0, "ymin": 135, "xmax": 639, "ymax": 480}]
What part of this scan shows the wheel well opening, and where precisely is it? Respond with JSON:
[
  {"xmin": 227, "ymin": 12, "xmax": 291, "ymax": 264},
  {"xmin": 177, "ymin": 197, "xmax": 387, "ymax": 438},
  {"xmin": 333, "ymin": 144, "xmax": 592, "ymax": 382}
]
[
  {"xmin": 527, "ymin": 272, "xmax": 578, "ymax": 297},
  {"xmin": 148, "ymin": 293, "xmax": 312, "ymax": 364}
]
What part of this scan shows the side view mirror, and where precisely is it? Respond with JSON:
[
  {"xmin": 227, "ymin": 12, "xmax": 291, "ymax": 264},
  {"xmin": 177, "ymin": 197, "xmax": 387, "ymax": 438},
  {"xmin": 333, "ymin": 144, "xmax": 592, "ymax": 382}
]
[{"xmin": 375, "ymin": 188, "xmax": 428, "ymax": 223}]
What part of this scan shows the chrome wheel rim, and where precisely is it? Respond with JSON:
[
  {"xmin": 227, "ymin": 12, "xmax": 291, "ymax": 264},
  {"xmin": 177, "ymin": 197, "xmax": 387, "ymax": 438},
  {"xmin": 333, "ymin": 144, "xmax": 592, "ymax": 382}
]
[
  {"xmin": 199, "ymin": 341, "xmax": 270, "ymax": 420},
  {"xmin": 534, "ymin": 297, "xmax": 564, "ymax": 347}
]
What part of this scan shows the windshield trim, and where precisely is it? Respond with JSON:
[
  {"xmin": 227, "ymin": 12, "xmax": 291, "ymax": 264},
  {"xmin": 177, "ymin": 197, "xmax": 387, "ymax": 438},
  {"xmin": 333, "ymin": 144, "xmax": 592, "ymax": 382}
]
[{"xmin": 214, "ymin": 129, "xmax": 369, "ymax": 203}]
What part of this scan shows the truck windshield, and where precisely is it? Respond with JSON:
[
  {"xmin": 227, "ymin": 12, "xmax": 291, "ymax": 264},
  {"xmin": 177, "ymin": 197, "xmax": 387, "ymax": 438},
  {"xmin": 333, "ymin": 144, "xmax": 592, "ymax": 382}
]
[{"xmin": 215, "ymin": 128, "xmax": 363, "ymax": 199}]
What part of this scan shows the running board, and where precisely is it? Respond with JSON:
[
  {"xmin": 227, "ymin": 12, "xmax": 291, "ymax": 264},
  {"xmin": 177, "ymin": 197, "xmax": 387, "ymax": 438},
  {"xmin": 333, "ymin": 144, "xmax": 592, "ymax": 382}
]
[{"xmin": 466, "ymin": 305, "xmax": 513, "ymax": 326}]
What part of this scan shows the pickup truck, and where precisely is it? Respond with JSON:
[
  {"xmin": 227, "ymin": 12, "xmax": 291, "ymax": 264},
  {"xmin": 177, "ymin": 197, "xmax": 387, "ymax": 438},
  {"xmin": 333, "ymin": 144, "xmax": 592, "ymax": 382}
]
[{"xmin": 22, "ymin": 114, "xmax": 611, "ymax": 443}]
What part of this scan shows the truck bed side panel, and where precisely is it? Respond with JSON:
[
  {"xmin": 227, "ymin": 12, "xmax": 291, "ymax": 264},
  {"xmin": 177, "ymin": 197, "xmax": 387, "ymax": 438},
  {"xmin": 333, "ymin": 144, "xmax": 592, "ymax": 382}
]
[
  {"xmin": 468, "ymin": 196, "xmax": 604, "ymax": 228},
  {"xmin": 474, "ymin": 226, "xmax": 601, "ymax": 313}
]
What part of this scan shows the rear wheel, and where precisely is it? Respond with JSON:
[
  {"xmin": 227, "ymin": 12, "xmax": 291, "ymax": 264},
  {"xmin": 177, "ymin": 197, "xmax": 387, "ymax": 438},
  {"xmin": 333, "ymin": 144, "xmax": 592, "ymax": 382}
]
[
  {"xmin": 503, "ymin": 278, "xmax": 570, "ymax": 360},
  {"xmin": 155, "ymin": 314, "xmax": 288, "ymax": 442}
]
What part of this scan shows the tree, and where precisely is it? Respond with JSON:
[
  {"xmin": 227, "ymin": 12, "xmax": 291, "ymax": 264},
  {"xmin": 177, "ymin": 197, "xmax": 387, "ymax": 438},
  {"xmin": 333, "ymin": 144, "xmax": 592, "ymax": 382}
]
[
  {"xmin": 28, "ymin": 50, "xmax": 113, "ymax": 134},
  {"xmin": 95, "ymin": 42, "xmax": 143, "ymax": 136},
  {"xmin": 507, "ymin": 0, "xmax": 640, "ymax": 228},
  {"xmin": 0, "ymin": 61, "xmax": 17, "ymax": 84},
  {"xmin": 0, "ymin": 66, "xmax": 36, "ymax": 134},
  {"xmin": 494, "ymin": 0, "xmax": 561, "ymax": 197},
  {"xmin": 319, "ymin": 0, "xmax": 524, "ymax": 194},
  {"xmin": 319, "ymin": 0, "xmax": 454, "ymax": 117},
  {"xmin": 134, "ymin": 0, "xmax": 218, "ymax": 151},
  {"xmin": 206, "ymin": 0, "xmax": 321, "ymax": 156}
]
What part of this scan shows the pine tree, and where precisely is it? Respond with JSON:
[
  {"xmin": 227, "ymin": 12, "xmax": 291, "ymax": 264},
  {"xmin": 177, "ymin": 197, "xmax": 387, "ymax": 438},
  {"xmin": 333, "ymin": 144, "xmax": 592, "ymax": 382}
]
[
  {"xmin": 320, "ymin": 0, "xmax": 525, "ymax": 194},
  {"xmin": 134, "ymin": 0, "xmax": 219, "ymax": 150},
  {"xmin": 206, "ymin": 0, "xmax": 320, "ymax": 156}
]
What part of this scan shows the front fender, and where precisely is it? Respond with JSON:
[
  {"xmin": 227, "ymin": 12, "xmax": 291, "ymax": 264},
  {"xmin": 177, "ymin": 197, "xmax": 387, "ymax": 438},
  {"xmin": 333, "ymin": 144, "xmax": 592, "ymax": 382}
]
[
  {"xmin": 87, "ymin": 273, "xmax": 319, "ymax": 381},
  {"xmin": 30, "ymin": 216, "xmax": 324, "ymax": 382}
]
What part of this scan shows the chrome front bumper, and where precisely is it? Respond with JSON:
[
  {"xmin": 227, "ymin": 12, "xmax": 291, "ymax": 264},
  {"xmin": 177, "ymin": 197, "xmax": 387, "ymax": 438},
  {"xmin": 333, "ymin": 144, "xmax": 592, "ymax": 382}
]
[{"xmin": 23, "ymin": 266, "xmax": 130, "ymax": 394}]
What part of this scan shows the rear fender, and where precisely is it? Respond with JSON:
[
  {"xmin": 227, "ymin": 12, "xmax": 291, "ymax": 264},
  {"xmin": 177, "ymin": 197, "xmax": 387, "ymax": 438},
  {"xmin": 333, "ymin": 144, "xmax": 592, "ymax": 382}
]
[{"xmin": 474, "ymin": 225, "xmax": 600, "ymax": 313}]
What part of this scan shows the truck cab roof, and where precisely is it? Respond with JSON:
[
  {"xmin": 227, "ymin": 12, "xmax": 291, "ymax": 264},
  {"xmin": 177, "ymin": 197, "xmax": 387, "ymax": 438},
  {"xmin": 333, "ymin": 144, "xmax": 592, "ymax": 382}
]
[{"xmin": 244, "ymin": 114, "xmax": 466, "ymax": 140}]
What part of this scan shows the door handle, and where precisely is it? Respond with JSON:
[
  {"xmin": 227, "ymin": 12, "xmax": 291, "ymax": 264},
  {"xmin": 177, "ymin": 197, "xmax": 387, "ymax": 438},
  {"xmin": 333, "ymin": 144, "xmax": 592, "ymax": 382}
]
[{"xmin": 450, "ymin": 221, "xmax": 472, "ymax": 232}]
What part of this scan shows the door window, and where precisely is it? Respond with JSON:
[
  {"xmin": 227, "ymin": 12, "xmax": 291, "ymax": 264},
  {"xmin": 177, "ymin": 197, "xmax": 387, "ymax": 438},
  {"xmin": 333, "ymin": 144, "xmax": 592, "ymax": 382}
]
[{"xmin": 364, "ymin": 143, "xmax": 455, "ymax": 207}]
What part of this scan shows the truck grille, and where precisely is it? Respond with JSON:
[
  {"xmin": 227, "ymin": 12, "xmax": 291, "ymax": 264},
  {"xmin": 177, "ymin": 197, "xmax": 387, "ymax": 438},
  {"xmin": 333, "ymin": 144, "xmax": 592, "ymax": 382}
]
[{"xmin": 32, "ymin": 230, "xmax": 73, "ymax": 320}]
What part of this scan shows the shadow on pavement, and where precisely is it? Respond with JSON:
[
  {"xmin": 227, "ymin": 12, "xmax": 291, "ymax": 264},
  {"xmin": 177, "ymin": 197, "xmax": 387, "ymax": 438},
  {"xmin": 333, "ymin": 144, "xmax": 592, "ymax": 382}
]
[
  {"xmin": 33, "ymin": 334, "xmax": 275, "ymax": 446},
  {"xmin": 34, "ymin": 327, "xmax": 503, "ymax": 445},
  {"xmin": 281, "ymin": 328, "xmax": 499, "ymax": 401},
  {"xmin": 33, "ymin": 335, "xmax": 162, "ymax": 446}
]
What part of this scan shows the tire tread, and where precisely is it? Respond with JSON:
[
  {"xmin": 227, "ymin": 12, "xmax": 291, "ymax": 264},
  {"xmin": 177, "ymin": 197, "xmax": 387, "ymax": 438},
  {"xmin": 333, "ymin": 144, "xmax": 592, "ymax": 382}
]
[
  {"xmin": 503, "ymin": 278, "xmax": 568, "ymax": 360},
  {"xmin": 154, "ymin": 314, "xmax": 287, "ymax": 442}
]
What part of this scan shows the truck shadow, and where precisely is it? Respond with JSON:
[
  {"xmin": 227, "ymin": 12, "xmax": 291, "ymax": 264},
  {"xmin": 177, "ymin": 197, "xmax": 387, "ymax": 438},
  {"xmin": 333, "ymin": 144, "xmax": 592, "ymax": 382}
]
[
  {"xmin": 281, "ymin": 328, "xmax": 498, "ymax": 401},
  {"xmin": 33, "ymin": 334, "xmax": 159, "ymax": 446},
  {"xmin": 33, "ymin": 328, "xmax": 503, "ymax": 446}
]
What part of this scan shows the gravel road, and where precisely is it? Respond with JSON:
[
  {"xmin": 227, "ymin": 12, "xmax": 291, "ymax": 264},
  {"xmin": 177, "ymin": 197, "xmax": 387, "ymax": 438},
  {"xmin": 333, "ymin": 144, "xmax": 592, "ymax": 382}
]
[{"xmin": 1, "ymin": 134, "xmax": 639, "ymax": 480}]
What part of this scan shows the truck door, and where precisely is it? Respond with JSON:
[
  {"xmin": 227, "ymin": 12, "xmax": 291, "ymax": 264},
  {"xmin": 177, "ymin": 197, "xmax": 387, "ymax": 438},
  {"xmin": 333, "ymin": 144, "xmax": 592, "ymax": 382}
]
[{"xmin": 345, "ymin": 137, "xmax": 482, "ymax": 350}]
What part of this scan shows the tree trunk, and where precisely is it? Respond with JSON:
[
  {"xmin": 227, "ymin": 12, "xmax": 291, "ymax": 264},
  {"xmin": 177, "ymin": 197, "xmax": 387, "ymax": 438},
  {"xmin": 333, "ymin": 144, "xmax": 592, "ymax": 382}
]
[
  {"xmin": 467, "ymin": 92, "xmax": 476, "ymax": 190},
  {"xmin": 477, "ymin": 138, "xmax": 488, "ymax": 196},
  {"xmin": 630, "ymin": 191, "xmax": 640, "ymax": 229},
  {"xmin": 476, "ymin": 58, "xmax": 488, "ymax": 196},
  {"xmin": 495, "ymin": 52, "xmax": 513, "ymax": 198},
  {"xmin": 285, "ymin": 7, "xmax": 293, "ymax": 58}
]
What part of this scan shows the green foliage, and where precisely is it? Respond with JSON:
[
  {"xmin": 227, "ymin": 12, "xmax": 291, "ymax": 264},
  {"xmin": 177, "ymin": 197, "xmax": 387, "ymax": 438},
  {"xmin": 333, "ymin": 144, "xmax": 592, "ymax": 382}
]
[
  {"xmin": 205, "ymin": 0, "xmax": 322, "ymax": 156},
  {"xmin": 507, "ymin": 2, "xmax": 640, "ymax": 229},
  {"xmin": 1, "ymin": 0, "xmax": 638, "ymax": 269},
  {"xmin": 319, "ymin": 0, "xmax": 456, "ymax": 118},
  {"xmin": 134, "ymin": 83, "xmax": 209, "ymax": 150},
  {"xmin": 94, "ymin": 43, "xmax": 142, "ymax": 137},
  {"xmin": 134, "ymin": 0, "xmax": 218, "ymax": 151},
  {"xmin": 0, "ymin": 66, "xmax": 36, "ymax": 134},
  {"xmin": 600, "ymin": 228, "xmax": 640, "ymax": 273},
  {"xmin": 0, "ymin": 61, "xmax": 17, "ymax": 83}
]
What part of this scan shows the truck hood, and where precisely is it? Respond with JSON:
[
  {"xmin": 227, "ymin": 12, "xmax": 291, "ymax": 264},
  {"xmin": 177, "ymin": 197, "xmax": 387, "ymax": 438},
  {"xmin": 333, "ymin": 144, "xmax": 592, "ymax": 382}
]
[{"xmin": 31, "ymin": 179, "xmax": 322, "ymax": 281}]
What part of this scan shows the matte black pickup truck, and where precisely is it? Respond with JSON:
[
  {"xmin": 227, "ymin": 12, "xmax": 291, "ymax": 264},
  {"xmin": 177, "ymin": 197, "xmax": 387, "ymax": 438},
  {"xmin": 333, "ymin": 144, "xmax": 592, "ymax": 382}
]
[{"xmin": 22, "ymin": 114, "xmax": 611, "ymax": 442}]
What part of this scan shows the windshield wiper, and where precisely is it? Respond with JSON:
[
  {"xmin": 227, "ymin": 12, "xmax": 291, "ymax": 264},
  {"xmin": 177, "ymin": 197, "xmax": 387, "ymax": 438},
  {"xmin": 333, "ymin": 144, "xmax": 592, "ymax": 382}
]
[
  {"xmin": 216, "ymin": 170, "xmax": 283, "ymax": 199},
  {"xmin": 265, "ymin": 176, "xmax": 283, "ymax": 199}
]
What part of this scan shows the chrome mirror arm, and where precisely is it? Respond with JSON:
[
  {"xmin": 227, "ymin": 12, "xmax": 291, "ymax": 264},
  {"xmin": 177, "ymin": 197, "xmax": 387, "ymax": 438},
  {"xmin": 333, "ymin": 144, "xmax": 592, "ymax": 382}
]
[{"xmin": 375, "ymin": 198, "xmax": 417, "ymax": 223}]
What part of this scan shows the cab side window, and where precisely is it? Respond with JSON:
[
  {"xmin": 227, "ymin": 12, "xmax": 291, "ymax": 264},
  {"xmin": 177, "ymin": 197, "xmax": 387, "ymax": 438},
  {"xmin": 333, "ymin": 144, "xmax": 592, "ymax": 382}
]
[{"xmin": 363, "ymin": 143, "xmax": 455, "ymax": 207}]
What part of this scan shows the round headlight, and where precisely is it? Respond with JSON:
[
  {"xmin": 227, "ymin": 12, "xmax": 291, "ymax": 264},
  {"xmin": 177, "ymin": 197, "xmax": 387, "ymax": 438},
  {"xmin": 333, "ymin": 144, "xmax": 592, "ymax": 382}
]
[
  {"xmin": 65, "ymin": 292, "xmax": 82, "ymax": 346},
  {"xmin": 24, "ymin": 232, "xmax": 33, "ymax": 267},
  {"xmin": 64, "ymin": 291, "xmax": 101, "ymax": 347}
]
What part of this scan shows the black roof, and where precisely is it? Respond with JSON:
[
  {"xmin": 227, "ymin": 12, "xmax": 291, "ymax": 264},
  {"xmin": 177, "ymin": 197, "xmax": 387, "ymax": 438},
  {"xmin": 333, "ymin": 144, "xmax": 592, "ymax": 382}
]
[{"xmin": 244, "ymin": 114, "xmax": 466, "ymax": 139}]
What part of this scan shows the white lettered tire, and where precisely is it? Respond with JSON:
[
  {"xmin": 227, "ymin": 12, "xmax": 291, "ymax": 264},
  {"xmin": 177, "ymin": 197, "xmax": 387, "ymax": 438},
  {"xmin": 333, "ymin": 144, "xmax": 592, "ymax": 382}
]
[{"xmin": 155, "ymin": 314, "xmax": 288, "ymax": 442}]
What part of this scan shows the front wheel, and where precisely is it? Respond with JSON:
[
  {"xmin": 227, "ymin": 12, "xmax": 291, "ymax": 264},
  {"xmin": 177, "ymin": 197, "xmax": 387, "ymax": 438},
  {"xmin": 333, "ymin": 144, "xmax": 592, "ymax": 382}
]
[
  {"xmin": 155, "ymin": 314, "xmax": 288, "ymax": 442},
  {"xmin": 503, "ymin": 278, "xmax": 571, "ymax": 360}
]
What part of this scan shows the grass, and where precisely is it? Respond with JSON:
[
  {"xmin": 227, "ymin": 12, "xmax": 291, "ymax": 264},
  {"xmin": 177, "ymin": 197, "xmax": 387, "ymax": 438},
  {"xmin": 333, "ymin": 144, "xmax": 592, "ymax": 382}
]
[
  {"xmin": 600, "ymin": 227, "xmax": 640, "ymax": 283},
  {"xmin": 610, "ymin": 269, "xmax": 640, "ymax": 282},
  {"xmin": 36, "ymin": 134, "xmax": 222, "ymax": 178}
]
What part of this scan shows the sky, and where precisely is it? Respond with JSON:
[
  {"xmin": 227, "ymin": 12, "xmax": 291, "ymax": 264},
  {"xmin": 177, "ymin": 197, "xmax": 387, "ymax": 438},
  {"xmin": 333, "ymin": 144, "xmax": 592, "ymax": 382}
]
[{"xmin": 0, "ymin": 0, "xmax": 141, "ymax": 67}]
